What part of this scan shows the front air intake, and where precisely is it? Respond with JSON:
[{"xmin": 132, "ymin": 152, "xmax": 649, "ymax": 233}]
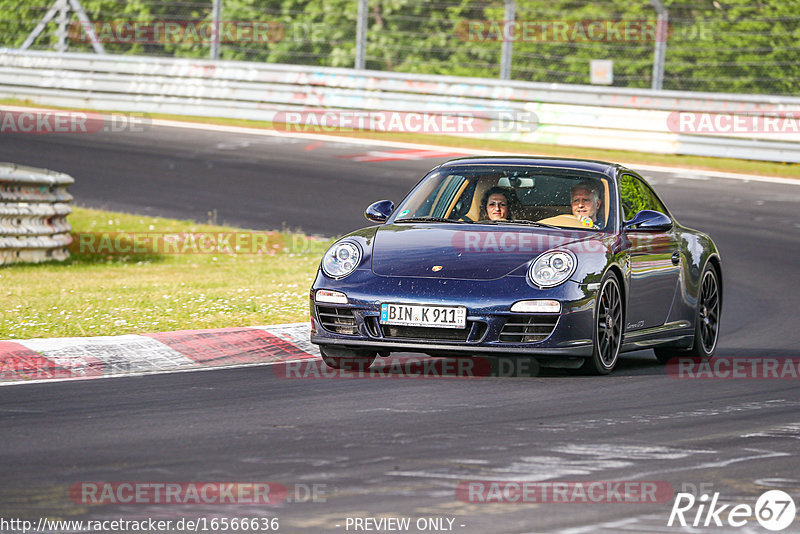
[
  {"xmin": 316, "ymin": 306, "xmax": 357, "ymax": 335},
  {"xmin": 499, "ymin": 315, "xmax": 559, "ymax": 343}
]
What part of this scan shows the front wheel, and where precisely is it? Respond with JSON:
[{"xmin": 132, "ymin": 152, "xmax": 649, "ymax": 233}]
[
  {"xmin": 654, "ymin": 264, "xmax": 720, "ymax": 363},
  {"xmin": 581, "ymin": 272, "xmax": 624, "ymax": 375},
  {"xmin": 319, "ymin": 346, "xmax": 376, "ymax": 371}
]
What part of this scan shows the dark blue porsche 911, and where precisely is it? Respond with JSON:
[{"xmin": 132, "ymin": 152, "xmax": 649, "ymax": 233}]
[{"xmin": 309, "ymin": 157, "xmax": 722, "ymax": 375}]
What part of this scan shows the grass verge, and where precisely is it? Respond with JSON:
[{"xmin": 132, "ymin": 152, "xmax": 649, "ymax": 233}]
[
  {"xmin": 0, "ymin": 207, "xmax": 333, "ymax": 339},
  {"xmin": 3, "ymin": 97, "xmax": 799, "ymax": 180}
]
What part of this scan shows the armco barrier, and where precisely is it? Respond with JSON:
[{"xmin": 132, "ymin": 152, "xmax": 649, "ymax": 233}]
[
  {"xmin": 0, "ymin": 163, "xmax": 73, "ymax": 264},
  {"xmin": 1, "ymin": 50, "xmax": 799, "ymax": 162}
]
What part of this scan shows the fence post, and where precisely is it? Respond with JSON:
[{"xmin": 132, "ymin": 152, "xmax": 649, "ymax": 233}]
[
  {"xmin": 500, "ymin": 0, "xmax": 515, "ymax": 80},
  {"xmin": 650, "ymin": 0, "xmax": 668, "ymax": 90},
  {"xmin": 56, "ymin": 0, "xmax": 68, "ymax": 52},
  {"xmin": 210, "ymin": 0, "xmax": 222, "ymax": 60},
  {"xmin": 355, "ymin": 0, "xmax": 367, "ymax": 69},
  {"xmin": 22, "ymin": 0, "xmax": 106, "ymax": 53}
]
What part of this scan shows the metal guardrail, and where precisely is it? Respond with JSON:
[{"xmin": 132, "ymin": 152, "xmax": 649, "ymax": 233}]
[
  {"xmin": 1, "ymin": 49, "xmax": 799, "ymax": 163},
  {"xmin": 0, "ymin": 163, "xmax": 73, "ymax": 264}
]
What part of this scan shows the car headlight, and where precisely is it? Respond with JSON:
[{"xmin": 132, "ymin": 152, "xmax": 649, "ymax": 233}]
[
  {"xmin": 321, "ymin": 241, "xmax": 362, "ymax": 279},
  {"xmin": 529, "ymin": 250, "xmax": 577, "ymax": 288}
]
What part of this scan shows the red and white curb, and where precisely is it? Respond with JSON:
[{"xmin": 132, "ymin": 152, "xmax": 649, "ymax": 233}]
[{"xmin": 0, "ymin": 323, "xmax": 318, "ymax": 386}]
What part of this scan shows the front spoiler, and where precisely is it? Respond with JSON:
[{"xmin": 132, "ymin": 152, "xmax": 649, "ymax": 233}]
[{"xmin": 310, "ymin": 334, "xmax": 594, "ymax": 357}]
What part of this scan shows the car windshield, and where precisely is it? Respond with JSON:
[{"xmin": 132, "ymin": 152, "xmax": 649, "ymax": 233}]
[{"xmin": 393, "ymin": 165, "xmax": 614, "ymax": 231}]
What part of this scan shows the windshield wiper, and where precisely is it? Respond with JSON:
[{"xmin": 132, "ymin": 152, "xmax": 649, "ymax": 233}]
[
  {"xmin": 396, "ymin": 216, "xmax": 471, "ymax": 224},
  {"xmin": 478, "ymin": 219, "xmax": 560, "ymax": 229}
]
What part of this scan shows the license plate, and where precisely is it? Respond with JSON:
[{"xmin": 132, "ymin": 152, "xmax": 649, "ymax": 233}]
[{"xmin": 380, "ymin": 303, "xmax": 467, "ymax": 329}]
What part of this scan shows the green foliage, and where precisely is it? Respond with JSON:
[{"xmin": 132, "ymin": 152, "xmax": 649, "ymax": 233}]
[
  {"xmin": 619, "ymin": 175, "xmax": 650, "ymax": 221},
  {"xmin": 2, "ymin": 0, "xmax": 798, "ymax": 95},
  {"xmin": 663, "ymin": 0, "xmax": 800, "ymax": 94}
]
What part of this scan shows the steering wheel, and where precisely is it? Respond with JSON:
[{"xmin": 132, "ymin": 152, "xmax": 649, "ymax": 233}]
[{"xmin": 537, "ymin": 213, "xmax": 596, "ymax": 228}]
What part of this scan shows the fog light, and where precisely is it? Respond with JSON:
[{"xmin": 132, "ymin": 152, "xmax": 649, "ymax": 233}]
[
  {"xmin": 315, "ymin": 289, "xmax": 348, "ymax": 304},
  {"xmin": 510, "ymin": 300, "xmax": 561, "ymax": 313}
]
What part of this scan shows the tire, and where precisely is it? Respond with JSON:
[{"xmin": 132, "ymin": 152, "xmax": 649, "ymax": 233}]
[
  {"xmin": 581, "ymin": 272, "xmax": 624, "ymax": 375},
  {"xmin": 654, "ymin": 264, "xmax": 721, "ymax": 363},
  {"xmin": 319, "ymin": 346, "xmax": 376, "ymax": 371}
]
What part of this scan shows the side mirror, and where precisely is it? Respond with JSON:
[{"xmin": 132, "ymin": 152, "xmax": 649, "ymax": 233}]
[
  {"xmin": 624, "ymin": 209, "xmax": 672, "ymax": 231},
  {"xmin": 365, "ymin": 200, "xmax": 394, "ymax": 223}
]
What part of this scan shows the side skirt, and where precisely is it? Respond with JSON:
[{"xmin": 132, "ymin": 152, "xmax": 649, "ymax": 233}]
[{"xmin": 621, "ymin": 320, "xmax": 693, "ymax": 353}]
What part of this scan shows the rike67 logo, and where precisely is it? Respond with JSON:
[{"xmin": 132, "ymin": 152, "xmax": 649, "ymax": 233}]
[{"xmin": 668, "ymin": 490, "xmax": 796, "ymax": 531}]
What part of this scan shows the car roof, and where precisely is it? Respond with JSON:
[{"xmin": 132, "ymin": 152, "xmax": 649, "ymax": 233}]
[{"xmin": 436, "ymin": 156, "xmax": 624, "ymax": 177}]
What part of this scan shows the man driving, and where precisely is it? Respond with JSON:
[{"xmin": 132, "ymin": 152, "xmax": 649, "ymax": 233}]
[{"xmin": 571, "ymin": 182, "xmax": 602, "ymax": 228}]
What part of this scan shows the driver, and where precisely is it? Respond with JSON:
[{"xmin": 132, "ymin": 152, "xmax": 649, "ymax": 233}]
[
  {"xmin": 479, "ymin": 186, "xmax": 516, "ymax": 221},
  {"xmin": 571, "ymin": 182, "xmax": 602, "ymax": 228}
]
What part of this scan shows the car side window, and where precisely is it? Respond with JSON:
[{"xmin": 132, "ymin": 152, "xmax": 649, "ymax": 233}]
[
  {"xmin": 409, "ymin": 174, "xmax": 464, "ymax": 218},
  {"xmin": 619, "ymin": 174, "xmax": 667, "ymax": 221}
]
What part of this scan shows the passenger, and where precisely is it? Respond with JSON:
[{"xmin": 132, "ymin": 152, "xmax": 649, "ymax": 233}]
[
  {"xmin": 571, "ymin": 182, "xmax": 602, "ymax": 228},
  {"xmin": 479, "ymin": 186, "xmax": 515, "ymax": 221}
]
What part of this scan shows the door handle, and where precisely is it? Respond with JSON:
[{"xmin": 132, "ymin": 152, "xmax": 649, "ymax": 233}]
[{"xmin": 671, "ymin": 251, "xmax": 680, "ymax": 265}]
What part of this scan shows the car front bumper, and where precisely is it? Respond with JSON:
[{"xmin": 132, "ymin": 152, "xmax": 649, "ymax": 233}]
[{"xmin": 310, "ymin": 272, "xmax": 597, "ymax": 358}]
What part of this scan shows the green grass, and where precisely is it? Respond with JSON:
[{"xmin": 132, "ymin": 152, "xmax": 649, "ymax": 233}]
[
  {"xmin": 0, "ymin": 207, "xmax": 333, "ymax": 339},
  {"xmin": 3, "ymin": 97, "xmax": 799, "ymax": 179}
]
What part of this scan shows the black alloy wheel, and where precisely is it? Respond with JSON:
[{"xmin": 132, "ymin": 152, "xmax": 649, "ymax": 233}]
[
  {"xmin": 582, "ymin": 272, "xmax": 623, "ymax": 375},
  {"xmin": 697, "ymin": 267, "xmax": 721, "ymax": 354}
]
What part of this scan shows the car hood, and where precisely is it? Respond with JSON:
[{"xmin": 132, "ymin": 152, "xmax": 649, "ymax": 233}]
[{"xmin": 370, "ymin": 223, "xmax": 602, "ymax": 280}]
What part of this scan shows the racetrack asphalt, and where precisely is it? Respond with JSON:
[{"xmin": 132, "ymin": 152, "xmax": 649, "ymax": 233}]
[{"xmin": 1, "ymin": 124, "xmax": 799, "ymax": 533}]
